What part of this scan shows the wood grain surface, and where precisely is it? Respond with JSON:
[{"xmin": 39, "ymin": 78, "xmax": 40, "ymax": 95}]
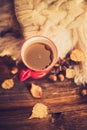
[
  {"xmin": 0, "ymin": 0, "xmax": 87, "ymax": 130},
  {"xmin": 0, "ymin": 71, "xmax": 87, "ymax": 130}
]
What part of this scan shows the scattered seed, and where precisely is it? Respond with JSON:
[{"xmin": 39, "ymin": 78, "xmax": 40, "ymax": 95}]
[{"xmin": 11, "ymin": 67, "xmax": 18, "ymax": 74}]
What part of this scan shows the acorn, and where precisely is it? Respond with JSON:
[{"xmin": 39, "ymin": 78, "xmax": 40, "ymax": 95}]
[
  {"xmin": 11, "ymin": 67, "xmax": 18, "ymax": 74},
  {"xmin": 81, "ymin": 89, "xmax": 87, "ymax": 96},
  {"xmin": 48, "ymin": 74, "xmax": 57, "ymax": 81}
]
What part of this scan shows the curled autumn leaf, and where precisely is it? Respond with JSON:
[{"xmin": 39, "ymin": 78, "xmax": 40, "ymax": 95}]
[
  {"xmin": 30, "ymin": 83, "xmax": 42, "ymax": 98},
  {"xmin": 70, "ymin": 49, "xmax": 85, "ymax": 62},
  {"xmin": 29, "ymin": 103, "xmax": 48, "ymax": 119}
]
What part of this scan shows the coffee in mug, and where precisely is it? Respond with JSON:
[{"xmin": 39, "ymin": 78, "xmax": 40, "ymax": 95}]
[{"xmin": 24, "ymin": 42, "xmax": 53, "ymax": 70}]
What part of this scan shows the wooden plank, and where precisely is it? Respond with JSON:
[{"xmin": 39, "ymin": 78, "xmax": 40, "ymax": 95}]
[
  {"xmin": 0, "ymin": 108, "xmax": 87, "ymax": 130},
  {"xmin": 61, "ymin": 109, "xmax": 87, "ymax": 130},
  {"xmin": 0, "ymin": 77, "xmax": 87, "ymax": 113}
]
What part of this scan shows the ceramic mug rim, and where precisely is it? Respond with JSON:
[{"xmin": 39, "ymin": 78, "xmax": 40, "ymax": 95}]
[{"xmin": 21, "ymin": 36, "xmax": 58, "ymax": 72}]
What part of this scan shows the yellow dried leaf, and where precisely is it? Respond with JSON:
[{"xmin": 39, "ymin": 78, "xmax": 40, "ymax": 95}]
[
  {"xmin": 30, "ymin": 83, "xmax": 42, "ymax": 98},
  {"xmin": 70, "ymin": 49, "xmax": 85, "ymax": 62},
  {"xmin": 1, "ymin": 79, "xmax": 14, "ymax": 89},
  {"xmin": 29, "ymin": 103, "xmax": 48, "ymax": 119},
  {"xmin": 66, "ymin": 68, "xmax": 76, "ymax": 79}
]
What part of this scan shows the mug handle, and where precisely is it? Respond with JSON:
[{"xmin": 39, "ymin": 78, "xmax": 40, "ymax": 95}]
[
  {"xmin": 19, "ymin": 68, "xmax": 31, "ymax": 81},
  {"xmin": 19, "ymin": 68, "xmax": 48, "ymax": 81}
]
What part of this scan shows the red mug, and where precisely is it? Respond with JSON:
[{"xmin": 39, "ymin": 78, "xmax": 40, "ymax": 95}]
[{"xmin": 19, "ymin": 36, "xmax": 58, "ymax": 81}]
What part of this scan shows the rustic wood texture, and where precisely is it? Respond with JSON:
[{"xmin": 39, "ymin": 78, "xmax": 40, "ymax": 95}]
[
  {"xmin": 0, "ymin": 108, "xmax": 87, "ymax": 130},
  {"xmin": 0, "ymin": 72, "xmax": 87, "ymax": 130},
  {"xmin": 0, "ymin": 78, "xmax": 87, "ymax": 113},
  {"xmin": 0, "ymin": 0, "xmax": 87, "ymax": 130}
]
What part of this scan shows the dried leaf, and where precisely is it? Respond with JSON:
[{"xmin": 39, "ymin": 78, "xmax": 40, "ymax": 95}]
[
  {"xmin": 30, "ymin": 83, "xmax": 42, "ymax": 98},
  {"xmin": 70, "ymin": 49, "xmax": 85, "ymax": 62},
  {"xmin": 29, "ymin": 103, "xmax": 48, "ymax": 119},
  {"xmin": 66, "ymin": 68, "xmax": 76, "ymax": 79},
  {"xmin": 1, "ymin": 79, "xmax": 14, "ymax": 89}
]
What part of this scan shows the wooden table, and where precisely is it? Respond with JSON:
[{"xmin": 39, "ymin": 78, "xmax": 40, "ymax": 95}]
[
  {"xmin": 0, "ymin": 0, "xmax": 87, "ymax": 130},
  {"xmin": 0, "ymin": 75, "xmax": 87, "ymax": 130}
]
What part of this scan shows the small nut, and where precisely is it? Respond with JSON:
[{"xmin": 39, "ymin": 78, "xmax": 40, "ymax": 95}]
[
  {"xmin": 81, "ymin": 89, "xmax": 87, "ymax": 96},
  {"xmin": 48, "ymin": 74, "xmax": 57, "ymax": 81},
  {"xmin": 58, "ymin": 74, "xmax": 65, "ymax": 81},
  {"xmin": 11, "ymin": 67, "xmax": 18, "ymax": 74}
]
